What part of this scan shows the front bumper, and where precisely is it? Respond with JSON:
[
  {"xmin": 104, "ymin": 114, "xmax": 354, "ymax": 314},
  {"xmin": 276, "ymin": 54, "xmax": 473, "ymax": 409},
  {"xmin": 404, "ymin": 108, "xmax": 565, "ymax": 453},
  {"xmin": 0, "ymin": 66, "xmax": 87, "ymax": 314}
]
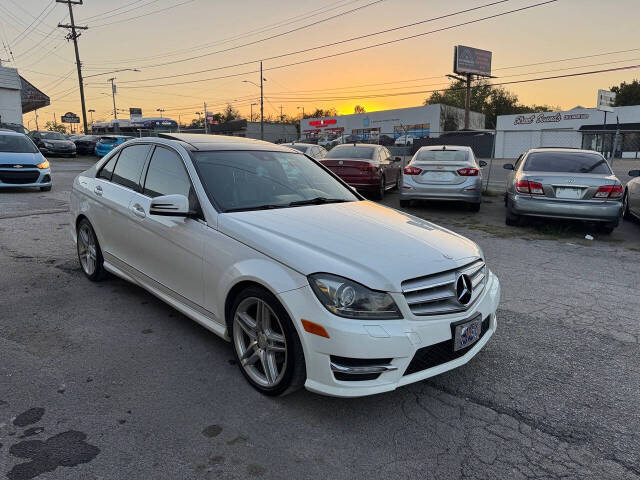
[
  {"xmin": 40, "ymin": 147, "xmax": 75, "ymax": 156},
  {"xmin": 510, "ymin": 193, "xmax": 622, "ymax": 222},
  {"xmin": 0, "ymin": 168, "xmax": 52, "ymax": 188},
  {"xmin": 278, "ymin": 271, "xmax": 500, "ymax": 397},
  {"xmin": 400, "ymin": 176, "xmax": 482, "ymax": 203}
]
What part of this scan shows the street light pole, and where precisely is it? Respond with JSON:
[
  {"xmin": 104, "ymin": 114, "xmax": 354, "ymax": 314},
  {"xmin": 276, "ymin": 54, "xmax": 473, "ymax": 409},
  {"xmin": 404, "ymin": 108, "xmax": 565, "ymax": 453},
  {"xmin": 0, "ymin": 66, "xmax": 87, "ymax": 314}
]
[
  {"xmin": 157, "ymin": 108, "xmax": 165, "ymax": 118},
  {"xmin": 88, "ymin": 108, "xmax": 94, "ymax": 126},
  {"xmin": 260, "ymin": 61, "xmax": 264, "ymax": 141}
]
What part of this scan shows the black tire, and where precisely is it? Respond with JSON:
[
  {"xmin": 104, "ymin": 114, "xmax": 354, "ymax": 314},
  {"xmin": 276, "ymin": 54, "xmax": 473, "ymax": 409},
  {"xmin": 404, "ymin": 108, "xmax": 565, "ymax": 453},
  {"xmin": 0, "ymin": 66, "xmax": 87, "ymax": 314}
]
[
  {"xmin": 371, "ymin": 176, "xmax": 385, "ymax": 200},
  {"xmin": 76, "ymin": 218, "xmax": 107, "ymax": 281},
  {"xmin": 399, "ymin": 199, "xmax": 411, "ymax": 208},
  {"xmin": 40, "ymin": 186, "xmax": 51, "ymax": 192},
  {"xmin": 623, "ymin": 191, "xmax": 633, "ymax": 220},
  {"xmin": 505, "ymin": 198, "xmax": 521, "ymax": 226},
  {"xmin": 468, "ymin": 202, "xmax": 481, "ymax": 212},
  {"xmin": 229, "ymin": 286, "xmax": 306, "ymax": 396},
  {"xmin": 597, "ymin": 222, "xmax": 617, "ymax": 235},
  {"xmin": 393, "ymin": 175, "xmax": 400, "ymax": 191}
]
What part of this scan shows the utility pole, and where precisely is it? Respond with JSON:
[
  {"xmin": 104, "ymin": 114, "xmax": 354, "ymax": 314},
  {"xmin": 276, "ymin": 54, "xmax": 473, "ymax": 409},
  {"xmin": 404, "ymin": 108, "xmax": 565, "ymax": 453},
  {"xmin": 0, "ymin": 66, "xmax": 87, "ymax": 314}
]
[
  {"xmin": 203, "ymin": 102, "xmax": 208, "ymax": 134},
  {"xmin": 260, "ymin": 61, "xmax": 264, "ymax": 141},
  {"xmin": 464, "ymin": 73, "xmax": 472, "ymax": 129},
  {"xmin": 57, "ymin": 0, "xmax": 88, "ymax": 134},
  {"xmin": 108, "ymin": 77, "xmax": 117, "ymax": 120},
  {"xmin": 34, "ymin": 109, "xmax": 39, "ymax": 130}
]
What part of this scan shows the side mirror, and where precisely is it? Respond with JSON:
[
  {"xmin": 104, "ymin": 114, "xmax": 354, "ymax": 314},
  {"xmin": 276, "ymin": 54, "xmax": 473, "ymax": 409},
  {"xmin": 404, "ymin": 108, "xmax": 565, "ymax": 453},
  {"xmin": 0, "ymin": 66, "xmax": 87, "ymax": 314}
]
[
  {"xmin": 478, "ymin": 160, "xmax": 487, "ymax": 167},
  {"xmin": 503, "ymin": 163, "xmax": 515, "ymax": 170},
  {"xmin": 628, "ymin": 169, "xmax": 640, "ymax": 177},
  {"xmin": 149, "ymin": 194, "xmax": 193, "ymax": 217},
  {"xmin": 394, "ymin": 157, "xmax": 402, "ymax": 162}
]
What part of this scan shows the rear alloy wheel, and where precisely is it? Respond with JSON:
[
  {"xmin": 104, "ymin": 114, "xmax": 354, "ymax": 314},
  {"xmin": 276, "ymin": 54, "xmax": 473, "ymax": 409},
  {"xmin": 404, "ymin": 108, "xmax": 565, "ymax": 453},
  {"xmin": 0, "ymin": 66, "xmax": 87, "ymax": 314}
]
[
  {"xmin": 231, "ymin": 287, "xmax": 305, "ymax": 396},
  {"xmin": 77, "ymin": 219, "xmax": 107, "ymax": 281}
]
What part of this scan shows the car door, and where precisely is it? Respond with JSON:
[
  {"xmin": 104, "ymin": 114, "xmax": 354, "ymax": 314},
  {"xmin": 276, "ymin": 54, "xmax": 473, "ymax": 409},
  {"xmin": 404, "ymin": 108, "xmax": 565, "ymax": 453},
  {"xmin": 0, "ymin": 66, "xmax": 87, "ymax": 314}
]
[
  {"xmin": 91, "ymin": 144, "xmax": 151, "ymax": 265},
  {"xmin": 380, "ymin": 147, "xmax": 397, "ymax": 187},
  {"xmin": 127, "ymin": 145, "xmax": 206, "ymax": 306},
  {"xmin": 629, "ymin": 175, "xmax": 640, "ymax": 216}
]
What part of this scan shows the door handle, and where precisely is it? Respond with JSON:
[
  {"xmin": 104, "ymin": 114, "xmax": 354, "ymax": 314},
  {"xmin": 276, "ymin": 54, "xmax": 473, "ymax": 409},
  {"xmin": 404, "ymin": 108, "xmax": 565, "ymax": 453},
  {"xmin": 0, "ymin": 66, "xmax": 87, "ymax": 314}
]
[
  {"xmin": 94, "ymin": 185, "xmax": 103, "ymax": 196},
  {"xmin": 131, "ymin": 203, "xmax": 146, "ymax": 218}
]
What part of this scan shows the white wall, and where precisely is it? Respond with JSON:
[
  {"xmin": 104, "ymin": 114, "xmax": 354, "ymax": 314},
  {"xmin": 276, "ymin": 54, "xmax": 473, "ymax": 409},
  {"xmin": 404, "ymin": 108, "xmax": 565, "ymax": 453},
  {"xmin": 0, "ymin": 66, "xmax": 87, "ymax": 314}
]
[{"xmin": 0, "ymin": 88, "xmax": 22, "ymax": 124}]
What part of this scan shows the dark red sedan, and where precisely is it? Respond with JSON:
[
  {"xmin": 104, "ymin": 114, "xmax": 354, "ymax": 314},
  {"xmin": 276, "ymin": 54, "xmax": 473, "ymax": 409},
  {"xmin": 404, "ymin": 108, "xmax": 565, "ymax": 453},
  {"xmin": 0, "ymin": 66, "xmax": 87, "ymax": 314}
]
[{"xmin": 320, "ymin": 144, "xmax": 402, "ymax": 199}]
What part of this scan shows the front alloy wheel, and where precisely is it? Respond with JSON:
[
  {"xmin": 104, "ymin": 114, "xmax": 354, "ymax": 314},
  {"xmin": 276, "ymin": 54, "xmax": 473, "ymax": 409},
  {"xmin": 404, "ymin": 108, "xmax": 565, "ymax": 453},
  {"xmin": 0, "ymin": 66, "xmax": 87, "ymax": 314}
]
[
  {"xmin": 77, "ymin": 219, "xmax": 106, "ymax": 281},
  {"xmin": 231, "ymin": 287, "xmax": 305, "ymax": 396}
]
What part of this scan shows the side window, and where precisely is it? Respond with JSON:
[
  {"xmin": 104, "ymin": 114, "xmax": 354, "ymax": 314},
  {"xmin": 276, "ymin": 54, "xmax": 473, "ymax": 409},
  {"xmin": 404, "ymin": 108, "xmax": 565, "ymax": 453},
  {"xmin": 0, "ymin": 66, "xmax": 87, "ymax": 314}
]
[
  {"xmin": 143, "ymin": 146, "xmax": 193, "ymax": 199},
  {"xmin": 97, "ymin": 153, "xmax": 119, "ymax": 181},
  {"xmin": 111, "ymin": 144, "xmax": 151, "ymax": 191}
]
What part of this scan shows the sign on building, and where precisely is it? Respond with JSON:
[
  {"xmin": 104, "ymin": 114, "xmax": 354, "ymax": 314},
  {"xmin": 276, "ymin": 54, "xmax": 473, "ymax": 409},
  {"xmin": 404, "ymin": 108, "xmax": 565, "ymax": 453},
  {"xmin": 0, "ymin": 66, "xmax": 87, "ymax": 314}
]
[
  {"xmin": 597, "ymin": 90, "xmax": 616, "ymax": 112},
  {"xmin": 129, "ymin": 107, "xmax": 142, "ymax": 120},
  {"xmin": 61, "ymin": 111, "xmax": 80, "ymax": 124},
  {"xmin": 454, "ymin": 45, "xmax": 492, "ymax": 76}
]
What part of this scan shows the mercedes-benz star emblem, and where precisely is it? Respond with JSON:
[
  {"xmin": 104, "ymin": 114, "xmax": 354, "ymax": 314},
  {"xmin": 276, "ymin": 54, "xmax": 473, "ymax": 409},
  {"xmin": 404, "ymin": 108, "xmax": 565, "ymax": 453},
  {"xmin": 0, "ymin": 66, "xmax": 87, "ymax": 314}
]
[{"xmin": 455, "ymin": 273, "xmax": 473, "ymax": 306}]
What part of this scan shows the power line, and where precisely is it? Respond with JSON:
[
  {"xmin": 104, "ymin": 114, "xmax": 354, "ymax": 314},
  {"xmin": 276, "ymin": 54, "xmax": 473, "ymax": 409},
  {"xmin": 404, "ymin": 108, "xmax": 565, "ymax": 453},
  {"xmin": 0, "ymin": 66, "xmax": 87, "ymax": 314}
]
[
  {"xmin": 90, "ymin": 0, "xmax": 198, "ymax": 29},
  {"xmin": 10, "ymin": 1, "xmax": 57, "ymax": 48},
  {"xmin": 118, "ymin": 0, "xmax": 558, "ymax": 88},
  {"xmin": 77, "ymin": 0, "xmax": 158, "ymax": 23},
  {"xmin": 85, "ymin": 0, "xmax": 362, "ymax": 65}
]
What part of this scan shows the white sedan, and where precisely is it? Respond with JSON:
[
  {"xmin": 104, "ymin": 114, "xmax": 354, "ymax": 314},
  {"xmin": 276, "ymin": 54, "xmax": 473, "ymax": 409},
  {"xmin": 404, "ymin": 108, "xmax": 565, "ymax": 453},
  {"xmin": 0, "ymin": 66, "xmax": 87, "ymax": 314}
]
[
  {"xmin": 280, "ymin": 142, "xmax": 327, "ymax": 160},
  {"xmin": 70, "ymin": 134, "xmax": 500, "ymax": 397}
]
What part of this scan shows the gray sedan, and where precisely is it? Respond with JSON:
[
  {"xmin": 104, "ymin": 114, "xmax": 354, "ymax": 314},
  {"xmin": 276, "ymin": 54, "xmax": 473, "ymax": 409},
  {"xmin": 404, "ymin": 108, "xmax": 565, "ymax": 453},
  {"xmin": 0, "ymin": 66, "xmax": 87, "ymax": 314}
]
[
  {"xmin": 623, "ymin": 169, "xmax": 640, "ymax": 221},
  {"xmin": 400, "ymin": 145, "xmax": 486, "ymax": 211},
  {"xmin": 504, "ymin": 148, "xmax": 623, "ymax": 233}
]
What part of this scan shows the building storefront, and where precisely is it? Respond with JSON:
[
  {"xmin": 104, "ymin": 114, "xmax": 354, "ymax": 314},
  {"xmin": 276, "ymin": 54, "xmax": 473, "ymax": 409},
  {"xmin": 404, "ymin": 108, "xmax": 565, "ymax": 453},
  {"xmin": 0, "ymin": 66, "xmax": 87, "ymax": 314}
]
[
  {"xmin": 495, "ymin": 106, "xmax": 640, "ymax": 158},
  {"xmin": 300, "ymin": 104, "xmax": 485, "ymax": 141}
]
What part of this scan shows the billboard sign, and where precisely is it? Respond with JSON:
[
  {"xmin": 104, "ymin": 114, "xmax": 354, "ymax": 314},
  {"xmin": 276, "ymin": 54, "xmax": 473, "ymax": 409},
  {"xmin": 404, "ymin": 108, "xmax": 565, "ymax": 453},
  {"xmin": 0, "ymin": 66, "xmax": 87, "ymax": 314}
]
[
  {"xmin": 129, "ymin": 107, "xmax": 142, "ymax": 120},
  {"xmin": 454, "ymin": 45, "xmax": 492, "ymax": 76},
  {"xmin": 61, "ymin": 112, "xmax": 80, "ymax": 124},
  {"xmin": 597, "ymin": 89, "xmax": 616, "ymax": 112}
]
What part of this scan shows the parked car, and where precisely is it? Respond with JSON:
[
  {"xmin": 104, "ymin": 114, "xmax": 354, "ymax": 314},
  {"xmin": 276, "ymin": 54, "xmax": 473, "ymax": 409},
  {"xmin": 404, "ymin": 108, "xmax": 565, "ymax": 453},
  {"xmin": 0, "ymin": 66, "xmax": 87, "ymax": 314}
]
[
  {"xmin": 0, "ymin": 130, "xmax": 52, "ymax": 191},
  {"xmin": 70, "ymin": 133, "xmax": 500, "ymax": 397},
  {"xmin": 320, "ymin": 143, "xmax": 402, "ymax": 200},
  {"xmin": 29, "ymin": 130, "xmax": 76, "ymax": 157},
  {"xmin": 377, "ymin": 134, "xmax": 396, "ymax": 146},
  {"xmin": 94, "ymin": 135, "xmax": 134, "ymax": 157},
  {"xmin": 0, "ymin": 122, "xmax": 29, "ymax": 135},
  {"xmin": 72, "ymin": 135, "xmax": 101, "ymax": 155},
  {"xmin": 623, "ymin": 169, "xmax": 640, "ymax": 221},
  {"xmin": 400, "ymin": 146, "xmax": 486, "ymax": 211},
  {"xmin": 395, "ymin": 135, "xmax": 416, "ymax": 146},
  {"xmin": 280, "ymin": 142, "xmax": 327, "ymax": 160},
  {"xmin": 504, "ymin": 148, "xmax": 623, "ymax": 233}
]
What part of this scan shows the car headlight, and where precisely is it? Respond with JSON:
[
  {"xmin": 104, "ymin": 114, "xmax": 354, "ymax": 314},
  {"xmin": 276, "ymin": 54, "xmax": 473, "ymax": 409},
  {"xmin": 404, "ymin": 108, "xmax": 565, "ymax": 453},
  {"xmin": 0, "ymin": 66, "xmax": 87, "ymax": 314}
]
[
  {"xmin": 37, "ymin": 160, "xmax": 50, "ymax": 169},
  {"xmin": 43, "ymin": 141, "xmax": 53, "ymax": 148},
  {"xmin": 308, "ymin": 273, "xmax": 402, "ymax": 319}
]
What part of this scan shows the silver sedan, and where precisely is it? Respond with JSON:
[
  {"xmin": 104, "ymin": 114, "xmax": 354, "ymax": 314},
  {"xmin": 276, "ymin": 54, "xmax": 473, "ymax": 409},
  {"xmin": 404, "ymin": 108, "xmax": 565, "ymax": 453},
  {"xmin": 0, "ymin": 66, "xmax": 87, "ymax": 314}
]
[
  {"xmin": 623, "ymin": 169, "xmax": 640, "ymax": 221},
  {"xmin": 400, "ymin": 145, "xmax": 486, "ymax": 211},
  {"xmin": 504, "ymin": 148, "xmax": 623, "ymax": 233}
]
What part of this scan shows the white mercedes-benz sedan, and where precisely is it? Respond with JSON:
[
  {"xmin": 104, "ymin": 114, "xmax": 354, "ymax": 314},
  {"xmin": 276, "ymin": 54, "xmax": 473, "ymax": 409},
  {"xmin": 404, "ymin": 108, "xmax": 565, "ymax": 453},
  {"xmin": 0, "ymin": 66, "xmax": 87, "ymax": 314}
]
[{"xmin": 70, "ymin": 134, "xmax": 500, "ymax": 397}]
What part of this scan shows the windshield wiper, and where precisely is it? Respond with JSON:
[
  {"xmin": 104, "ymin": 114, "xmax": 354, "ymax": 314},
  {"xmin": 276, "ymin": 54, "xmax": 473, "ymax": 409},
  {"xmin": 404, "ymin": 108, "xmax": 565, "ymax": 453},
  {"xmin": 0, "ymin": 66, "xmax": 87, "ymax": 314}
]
[
  {"xmin": 225, "ymin": 204, "xmax": 288, "ymax": 212},
  {"xmin": 288, "ymin": 197, "xmax": 350, "ymax": 207}
]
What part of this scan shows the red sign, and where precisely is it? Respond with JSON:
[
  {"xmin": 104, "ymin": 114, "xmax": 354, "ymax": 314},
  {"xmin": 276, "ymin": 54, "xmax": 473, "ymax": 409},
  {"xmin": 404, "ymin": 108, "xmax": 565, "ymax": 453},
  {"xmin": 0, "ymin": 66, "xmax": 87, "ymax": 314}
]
[{"xmin": 309, "ymin": 119, "xmax": 337, "ymax": 128}]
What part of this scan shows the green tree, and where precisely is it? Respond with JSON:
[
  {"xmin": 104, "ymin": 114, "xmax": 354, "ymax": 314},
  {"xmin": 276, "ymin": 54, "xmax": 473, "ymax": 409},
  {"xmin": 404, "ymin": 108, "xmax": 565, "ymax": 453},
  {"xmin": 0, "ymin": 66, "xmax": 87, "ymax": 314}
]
[
  {"xmin": 610, "ymin": 79, "xmax": 640, "ymax": 106},
  {"xmin": 354, "ymin": 105, "xmax": 366, "ymax": 114},
  {"xmin": 222, "ymin": 104, "xmax": 240, "ymax": 123},
  {"xmin": 44, "ymin": 121, "xmax": 67, "ymax": 133}
]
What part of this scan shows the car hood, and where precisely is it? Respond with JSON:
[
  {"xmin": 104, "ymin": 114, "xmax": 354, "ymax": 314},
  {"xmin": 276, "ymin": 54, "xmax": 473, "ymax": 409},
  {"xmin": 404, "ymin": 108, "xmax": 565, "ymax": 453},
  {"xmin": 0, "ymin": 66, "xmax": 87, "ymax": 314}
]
[
  {"xmin": 0, "ymin": 152, "xmax": 44, "ymax": 165},
  {"xmin": 43, "ymin": 139, "xmax": 74, "ymax": 147},
  {"xmin": 218, "ymin": 201, "xmax": 482, "ymax": 292}
]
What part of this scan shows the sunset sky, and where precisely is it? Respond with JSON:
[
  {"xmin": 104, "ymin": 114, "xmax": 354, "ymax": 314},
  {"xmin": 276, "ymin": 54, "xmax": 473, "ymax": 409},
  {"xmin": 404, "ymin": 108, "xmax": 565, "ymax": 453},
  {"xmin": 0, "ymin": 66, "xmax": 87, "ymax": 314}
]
[{"xmin": 2, "ymin": 0, "xmax": 640, "ymax": 129}]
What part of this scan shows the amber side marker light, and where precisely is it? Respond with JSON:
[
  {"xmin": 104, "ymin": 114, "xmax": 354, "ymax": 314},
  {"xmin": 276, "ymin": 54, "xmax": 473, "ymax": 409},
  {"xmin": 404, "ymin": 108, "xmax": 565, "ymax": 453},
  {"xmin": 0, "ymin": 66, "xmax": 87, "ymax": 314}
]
[{"xmin": 301, "ymin": 319, "xmax": 330, "ymax": 338}]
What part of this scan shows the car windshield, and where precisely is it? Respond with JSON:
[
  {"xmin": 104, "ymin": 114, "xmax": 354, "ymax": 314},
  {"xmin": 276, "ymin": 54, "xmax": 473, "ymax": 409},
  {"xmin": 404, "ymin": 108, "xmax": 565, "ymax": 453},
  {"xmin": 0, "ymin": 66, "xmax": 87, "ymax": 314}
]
[
  {"xmin": 524, "ymin": 151, "xmax": 611, "ymax": 174},
  {"xmin": 0, "ymin": 134, "xmax": 39, "ymax": 154},
  {"xmin": 192, "ymin": 150, "xmax": 358, "ymax": 212},
  {"xmin": 285, "ymin": 144, "xmax": 308, "ymax": 153},
  {"xmin": 41, "ymin": 132, "xmax": 66, "ymax": 140},
  {"xmin": 325, "ymin": 145, "xmax": 375, "ymax": 159},
  {"xmin": 414, "ymin": 149, "xmax": 468, "ymax": 162}
]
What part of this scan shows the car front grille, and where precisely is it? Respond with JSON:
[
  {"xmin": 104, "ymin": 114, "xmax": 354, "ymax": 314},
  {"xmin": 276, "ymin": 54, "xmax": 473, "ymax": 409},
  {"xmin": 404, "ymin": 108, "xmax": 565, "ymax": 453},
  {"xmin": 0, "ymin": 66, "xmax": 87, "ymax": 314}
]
[
  {"xmin": 404, "ymin": 315, "xmax": 490, "ymax": 375},
  {"xmin": 0, "ymin": 170, "xmax": 40, "ymax": 184},
  {"xmin": 401, "ymin": 258, "xmax": 487, "ymax": 316}
]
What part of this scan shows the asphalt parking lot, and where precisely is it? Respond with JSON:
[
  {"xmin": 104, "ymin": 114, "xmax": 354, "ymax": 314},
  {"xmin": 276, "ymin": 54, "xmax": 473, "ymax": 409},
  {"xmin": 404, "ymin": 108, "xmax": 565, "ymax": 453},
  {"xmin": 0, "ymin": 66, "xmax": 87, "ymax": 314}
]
[{"xmin": 1, "ymin": 156, "xmax": 639, "ymax": 480}]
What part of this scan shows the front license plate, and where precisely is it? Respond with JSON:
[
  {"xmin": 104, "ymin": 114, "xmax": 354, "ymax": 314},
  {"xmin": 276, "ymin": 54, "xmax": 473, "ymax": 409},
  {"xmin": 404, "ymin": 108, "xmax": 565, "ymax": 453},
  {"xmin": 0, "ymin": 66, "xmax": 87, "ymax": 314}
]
[
  {"xmin": 555, "ymin": 187, "xmax": 583, "ymax": 199},
  {"xmin": 453, "ymin": 317, "xmax": 482, "ymax": 351}
]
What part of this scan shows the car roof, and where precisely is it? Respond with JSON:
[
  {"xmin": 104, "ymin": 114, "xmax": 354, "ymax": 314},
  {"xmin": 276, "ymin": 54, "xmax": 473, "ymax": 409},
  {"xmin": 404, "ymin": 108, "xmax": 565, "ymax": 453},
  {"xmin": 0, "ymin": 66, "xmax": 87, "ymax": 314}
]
[
  {"xmin": 526, "ymin": 147, "xmax": 602, "ymax": 155},
  {"xmin": 155, "ymin": 133, "xmax": 303, "ymax": 152}
]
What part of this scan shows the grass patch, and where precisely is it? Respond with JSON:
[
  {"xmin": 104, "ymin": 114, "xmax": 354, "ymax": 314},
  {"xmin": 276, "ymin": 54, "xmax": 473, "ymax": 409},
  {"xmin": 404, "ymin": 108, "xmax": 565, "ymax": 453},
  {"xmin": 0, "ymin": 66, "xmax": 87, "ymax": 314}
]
[{"xmin": 482, "ymin": 189, "xmax": 503, "ymax": 198}]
